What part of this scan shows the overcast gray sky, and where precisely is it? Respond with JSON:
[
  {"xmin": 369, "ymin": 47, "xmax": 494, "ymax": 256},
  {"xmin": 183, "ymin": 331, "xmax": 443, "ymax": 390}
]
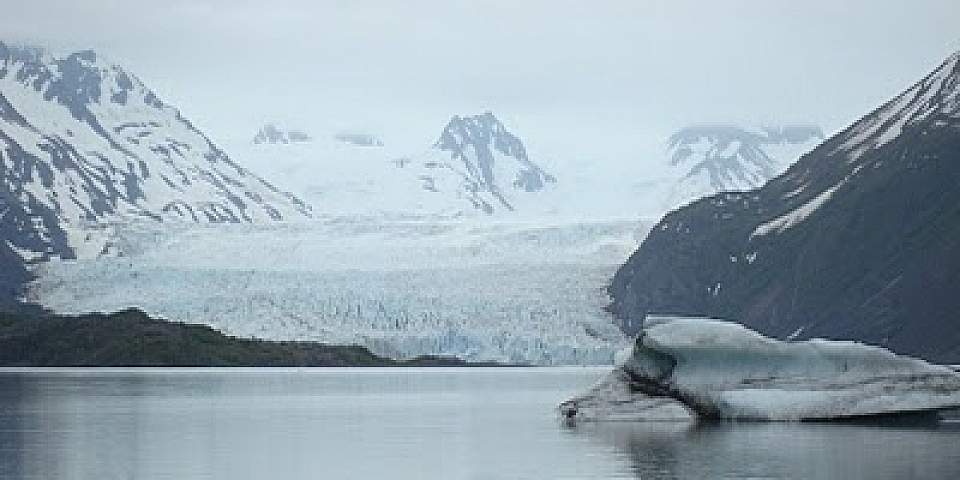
[{"xmin": 5, "ymin": 0, "xmax": 960, "ymax": 162}]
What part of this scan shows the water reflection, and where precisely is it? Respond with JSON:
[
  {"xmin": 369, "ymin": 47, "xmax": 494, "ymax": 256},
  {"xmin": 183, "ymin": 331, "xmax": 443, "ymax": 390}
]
[
  {"xmin": 568, "ymin": 416, "xmax": 960, "ymax": 479},
  {"xmin": 0, "ymin": 371, "xmax": 228, "ymax": 479},
  {"xmin": 0, "ymin": 368, "xmax": 620, "ymax": 480},
  {"xmin": 2, "ymin": 369, "xmax": 959, "ymax": 479}
]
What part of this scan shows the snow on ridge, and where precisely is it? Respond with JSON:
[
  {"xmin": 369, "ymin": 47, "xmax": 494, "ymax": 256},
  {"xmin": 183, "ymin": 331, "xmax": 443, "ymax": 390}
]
[
  {"xmin": 228, "ymin": 111, "xmax": 560, "ymax": 218},
  {"xmin": 837, "ymin": 50, "xmax": 960, "ymax": 160},
  {"xmin": 433, "ymin": 112, "xmax": 556, "ymax": 205},
  {"xmin": 751, "ymin": 183, "xmax": 840, "ymax": 238},
  {"xmin": 665, "ymin": 124, "xmax": 824, "ymax": 211},
  {"xmin": 751, "ymin": 164, "xmax": 864, "ymax": 238},
  {"xmin": 746, "ymin": 51, "xmax": 960, "ymax": 241},
  {"xmin": 0, "ymin": 41, "xmax": 311, "ymax": 259}
]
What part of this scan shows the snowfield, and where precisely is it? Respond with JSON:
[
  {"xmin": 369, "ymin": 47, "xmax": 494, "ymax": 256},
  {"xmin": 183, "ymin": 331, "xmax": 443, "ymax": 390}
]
[
  {"xmin": 31, "ymin": 217, "xmax": 644, "ymax": 364},
  {"xmin": 561, "ymin": 316, "xmax": 960, "ymax": 421}
]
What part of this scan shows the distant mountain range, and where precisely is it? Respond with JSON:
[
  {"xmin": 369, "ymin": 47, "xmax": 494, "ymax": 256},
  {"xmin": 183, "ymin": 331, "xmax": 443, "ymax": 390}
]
[
  {"xmin": 333, "ymin": 132, "xmax": 383, "ymax": 147},
  {"xmin": 665, "ymin": 124, "xmax": 824, "ymax": 209},
  {"xmin": 608, "ymin": 50, "xmax": 960, "ymax": 363},
  {"xmin": 253, "ymin": 125, "xmax": 383, "ymax": 147},
  {"xmin": 238, "ymin": 111, "xmax": 556, "ymax": 216},
  {"xmin": 253, "ymin": 124, "xmax": 312, "ymax": 144},
  {"xmin": 0, "ymin": 43, "xmax": 310, "ymax": 306}
]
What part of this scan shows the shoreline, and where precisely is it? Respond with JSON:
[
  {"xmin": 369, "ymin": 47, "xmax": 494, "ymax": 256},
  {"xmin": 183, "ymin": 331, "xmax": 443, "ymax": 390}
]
[{"xmin": 0, "ymin": 307, "xmax": 520, "ymax": 368}]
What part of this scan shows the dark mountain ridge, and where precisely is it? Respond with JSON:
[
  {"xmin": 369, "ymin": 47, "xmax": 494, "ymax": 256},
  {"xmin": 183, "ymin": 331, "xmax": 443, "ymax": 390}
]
[{"xmin": 608, "ymin": 51, "xmax": 960, "ymax": 363}]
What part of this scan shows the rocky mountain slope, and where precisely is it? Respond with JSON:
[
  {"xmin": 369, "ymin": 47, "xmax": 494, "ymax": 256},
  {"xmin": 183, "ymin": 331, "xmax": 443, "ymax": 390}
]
[
  {"xmin": 608, "ymin": 51, "xmax": 960, "ymax": 363},
  {"xmin": 417, "ymin": 112, "xmax": 556, "ymax": 214},
  {"xmin": 0, "ymin": 42, "xmax": 310, "ymax": 306}
]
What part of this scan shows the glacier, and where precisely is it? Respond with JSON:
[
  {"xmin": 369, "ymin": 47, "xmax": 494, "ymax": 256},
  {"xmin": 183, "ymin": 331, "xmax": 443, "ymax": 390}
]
[
  {"xmin": 30, "ymin": 217, "xmax": 644, "ymax": 365},
  {"xmin": 561, "ymin": 316, "xmax": 960, "ymax": 421}
]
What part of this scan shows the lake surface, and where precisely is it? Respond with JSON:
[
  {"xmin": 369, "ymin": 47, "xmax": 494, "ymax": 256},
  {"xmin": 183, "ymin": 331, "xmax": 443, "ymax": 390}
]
[{"xmin": 1, "ymin": 367, "xmax": 959, "ymax": 479}]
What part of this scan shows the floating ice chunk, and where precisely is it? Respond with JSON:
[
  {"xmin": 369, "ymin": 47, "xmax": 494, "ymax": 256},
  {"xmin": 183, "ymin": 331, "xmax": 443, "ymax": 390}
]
[
  {"xmin": 559, "ymin": 369, "xmax": 694, "ymax": 422},
  {"xmin": 561, "ymin": 317, "xmax": 960, "ymax": 421}
]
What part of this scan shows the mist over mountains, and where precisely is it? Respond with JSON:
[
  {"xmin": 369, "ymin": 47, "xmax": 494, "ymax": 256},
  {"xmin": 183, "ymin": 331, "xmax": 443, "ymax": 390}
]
[
  {"xmin": 665, "ymin": 124, "xmax": 824, "ymax": 209},
  {"xmin": 5, "ymin": 38, "xmax": 956, "ymax": 365}
]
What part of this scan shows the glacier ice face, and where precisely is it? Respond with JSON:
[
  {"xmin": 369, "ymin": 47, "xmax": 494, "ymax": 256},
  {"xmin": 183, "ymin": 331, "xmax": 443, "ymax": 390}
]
[
  {"xmin": 31, "ymin": 217, "xmax": 639, "ymax": 365},
  {"xmin": 561, "ymin": 317, "xmax": 960, "ymax": 421}
]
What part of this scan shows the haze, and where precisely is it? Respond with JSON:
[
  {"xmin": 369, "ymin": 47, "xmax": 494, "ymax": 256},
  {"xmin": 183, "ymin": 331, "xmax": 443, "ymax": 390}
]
[{"xmin": 5, "ymin": 0, "xmax": 960, "ymax": 164}]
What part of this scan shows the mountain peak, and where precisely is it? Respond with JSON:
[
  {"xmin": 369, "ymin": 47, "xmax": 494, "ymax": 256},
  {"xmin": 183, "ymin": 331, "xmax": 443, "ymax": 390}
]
[
  {"xmin": 0, "ymin": 41, "xmax": 161, "ymax": 130},
  {"xmin": 836, "ymin": 50, "xmax": 960, "ymax": 160},
  {"xmin": 66, "ymin": 48, "xmax": 98, "ymax": 65},
  {"xmin": 665, "ymin": 123, "xmax": 824, "ymax": 209},
  {"xmin": 252, "ymin": 124, "xmax": 312, "ymax": 144},
  {"xmin": 420, "ymin": 112, "xmax": 554, "ymax": 214},
  {"xmin": 436, "ymin": 111, "xmax": 526, "ymax": 162},
  {"xmin": 0, "ymin": 42, "xmax": 311, "ymax": 267}
]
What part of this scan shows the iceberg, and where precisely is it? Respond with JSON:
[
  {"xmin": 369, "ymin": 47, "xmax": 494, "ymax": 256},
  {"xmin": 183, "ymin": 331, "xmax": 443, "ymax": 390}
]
[{"xmin": 561, "ymin": 316, "xmax": 960, "ymax": 421}]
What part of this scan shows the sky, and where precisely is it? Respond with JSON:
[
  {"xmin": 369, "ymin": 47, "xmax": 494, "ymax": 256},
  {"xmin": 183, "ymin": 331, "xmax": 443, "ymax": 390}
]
[{"xmin": 4, "ymin": 0, "xmax": 960, "ymax": 164}]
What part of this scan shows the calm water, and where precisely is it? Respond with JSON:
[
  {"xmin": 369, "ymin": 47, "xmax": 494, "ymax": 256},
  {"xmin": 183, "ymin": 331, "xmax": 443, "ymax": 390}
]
[{"xmin": 0, "ymin": 368, "xmax": 959, "ymax": 480}]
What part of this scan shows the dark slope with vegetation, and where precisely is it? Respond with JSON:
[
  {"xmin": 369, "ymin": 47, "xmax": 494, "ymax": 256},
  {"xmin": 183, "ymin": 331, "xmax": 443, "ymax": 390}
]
[
  {"xmin": 0, "ymin": 308, "xmax": 477, "ymax": 367},
  {"xmin": 608, "ymin": 52, "xmax": 960, "ymax": 364}
]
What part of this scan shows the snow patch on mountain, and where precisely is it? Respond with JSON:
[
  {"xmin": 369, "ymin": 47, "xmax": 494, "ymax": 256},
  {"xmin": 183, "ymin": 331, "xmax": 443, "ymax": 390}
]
[
  {"xmin": 230, "ymin": 112, "xmax": 556, "ymax": 217},
  {"xmin": 751, "ymin": 163, "xmax": 865, "ymax": 238},
  {"xmin": 837, "ymin": 51, "xmax": 960, "ymax": 160},
  {"xmin": 665, "ymin": 124, "xmax": 824, "ymax": 210},
  {"xmin": 423, "ymin": 111, "xmax": 556, "ymax": 214},
  {"xmin": 0, "ymin": 42, "xmax": 310, "ymax": 264}
]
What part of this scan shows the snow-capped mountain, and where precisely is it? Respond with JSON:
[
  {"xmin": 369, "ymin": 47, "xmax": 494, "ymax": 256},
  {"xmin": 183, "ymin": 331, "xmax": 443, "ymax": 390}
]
[
  {"xmin": 608, "ymin": 50, "xmax": 960, "ymax": 363},
  {"xmin": 253, "ymin": 124, "xmax": 312, "ymax": 144},
  {"xmin": 418, "ymin": 112, "xmax": 556, "ymax": 214},
  {"xmin": 232, "ymin": 111, "xmax": 555, "ymax": 217},
  {"xmin": 333, "ymin": 132, "xmax": 383, "ymax": 147},
  {"xmin": 0, "ymin": 42, "xmax": 310, "ymax": 267},
  {"xmin": 665, "ymin": 124, "xmax": 823, "ymax": 209}
]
